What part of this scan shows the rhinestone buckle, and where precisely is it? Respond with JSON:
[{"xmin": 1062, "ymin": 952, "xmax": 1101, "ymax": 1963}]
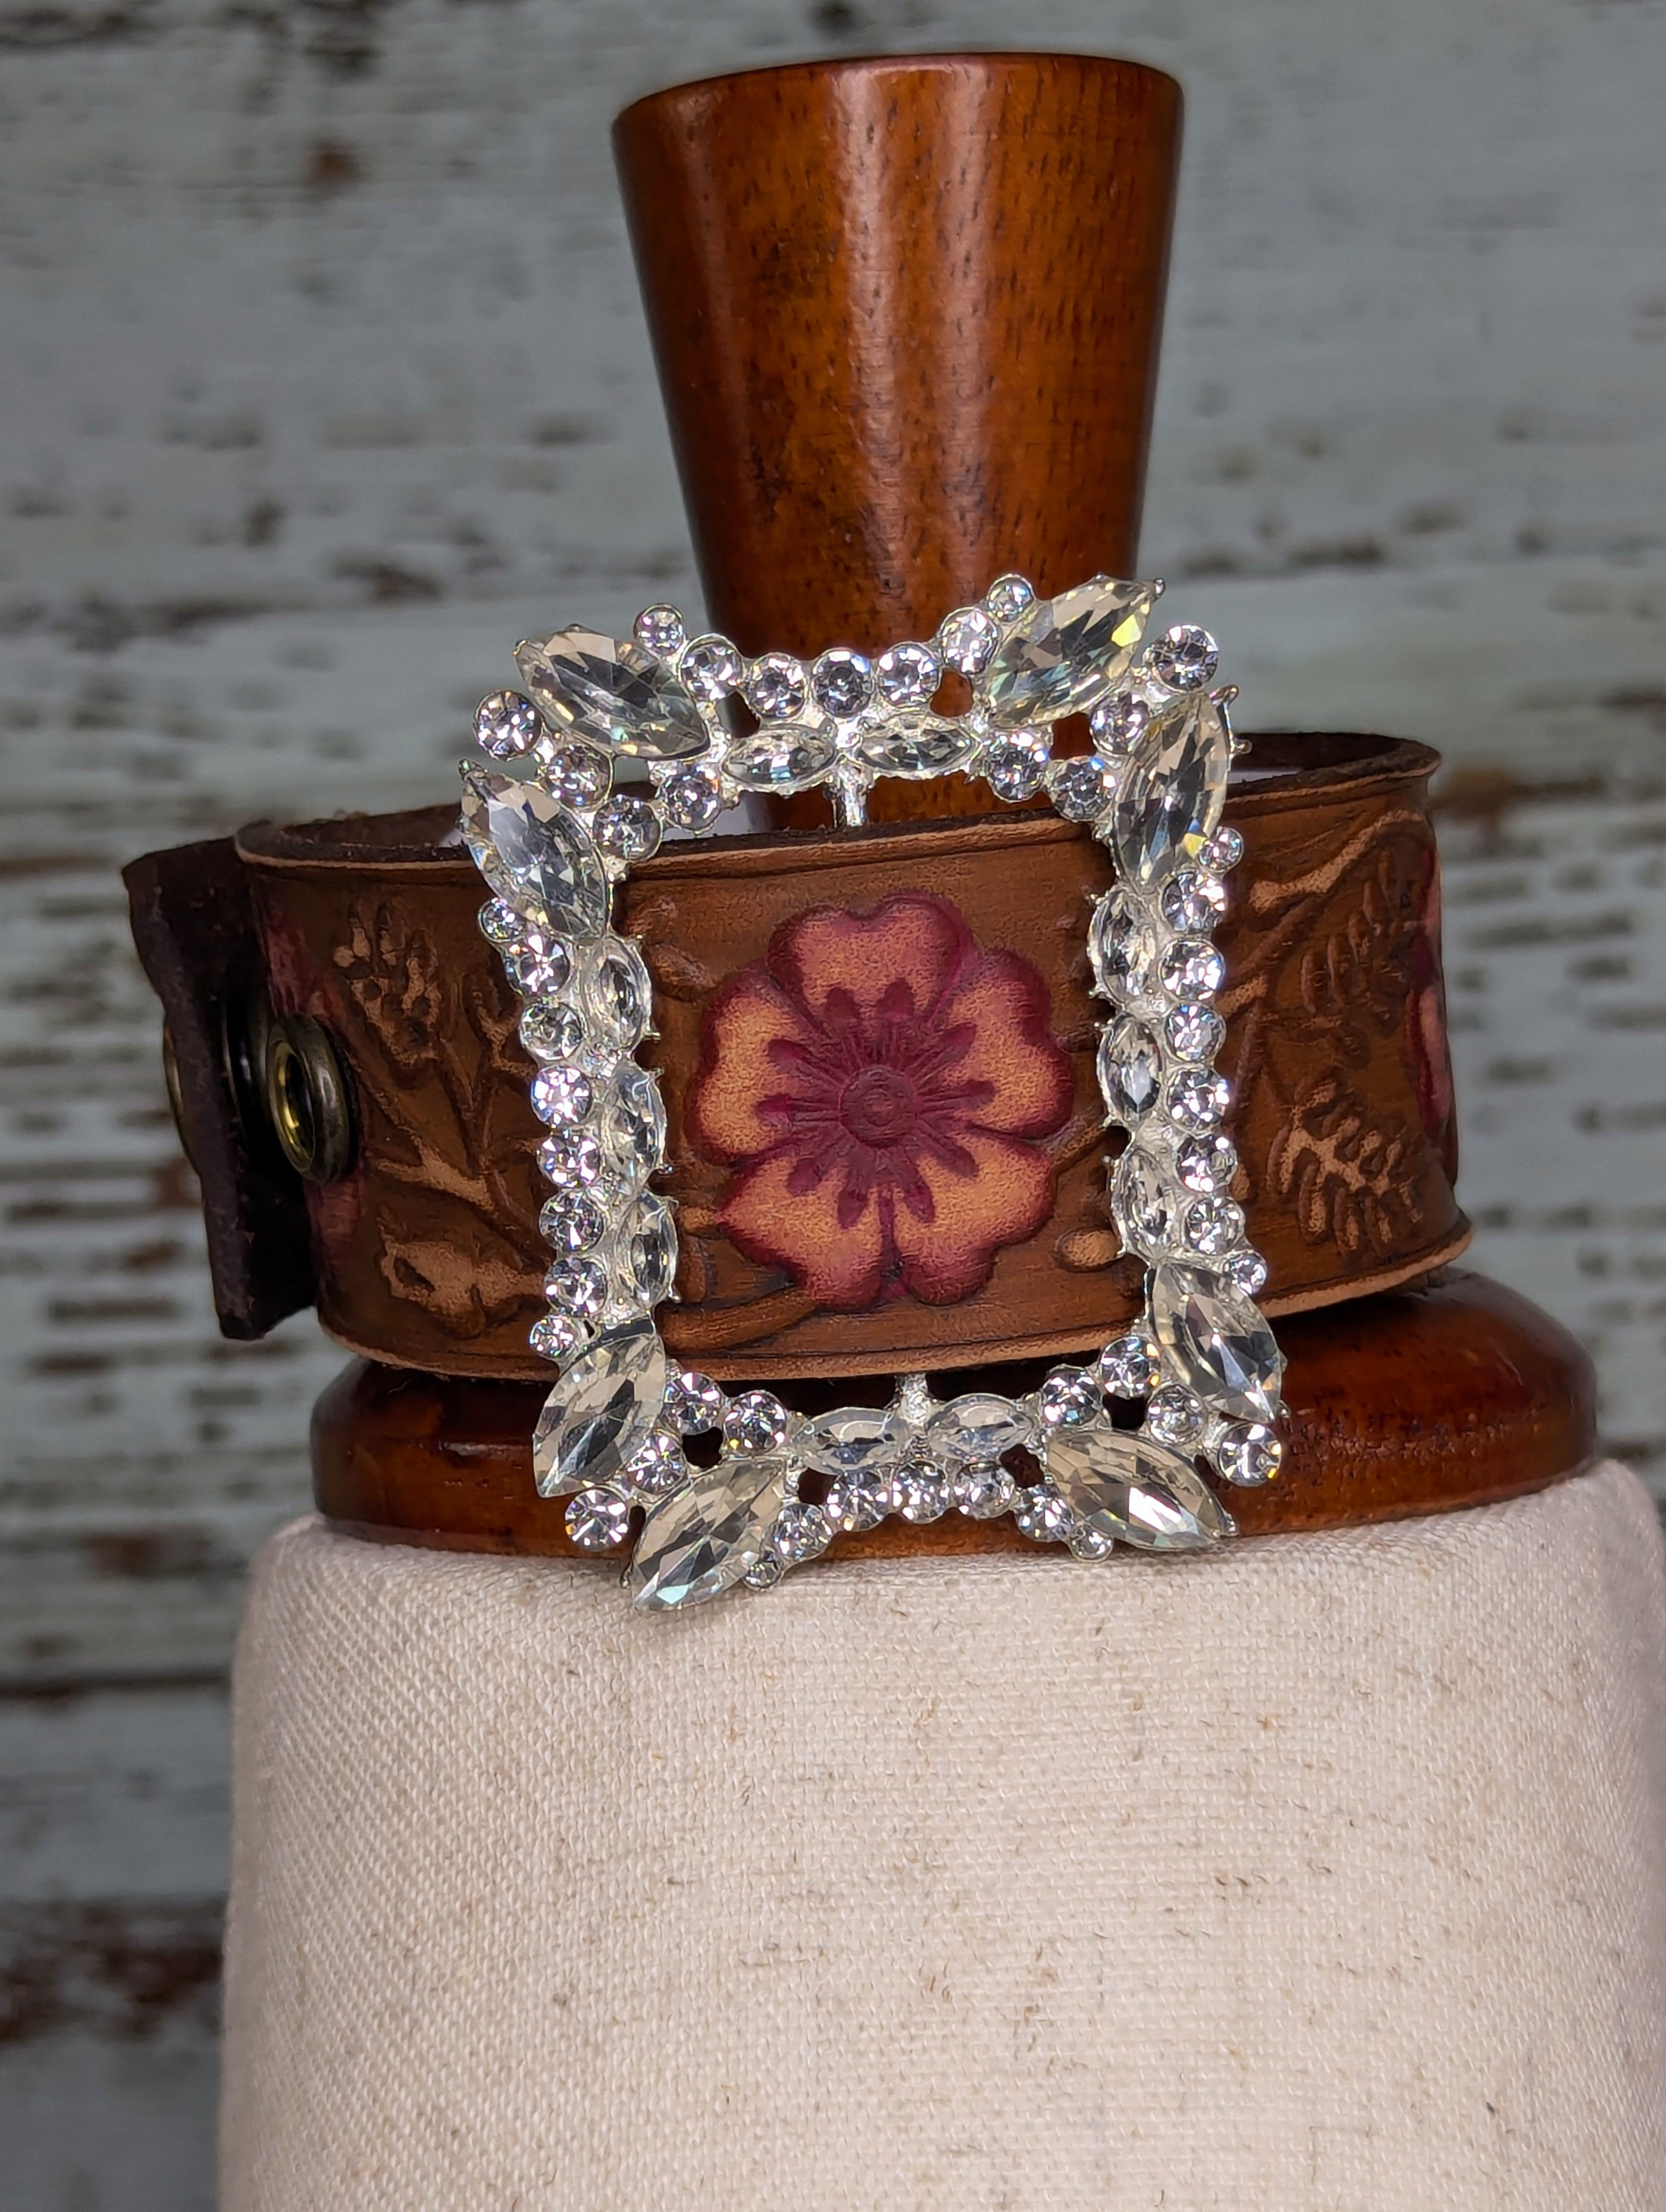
[{"xmin": 460, "ymin": 574, "xmax": 1285, "ymax": 1612}]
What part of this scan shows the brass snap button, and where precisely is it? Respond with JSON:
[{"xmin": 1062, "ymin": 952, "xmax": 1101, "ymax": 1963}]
[{"xmin": 261, "ymin": 1013, "xmax": 354, "ymax": 1183}]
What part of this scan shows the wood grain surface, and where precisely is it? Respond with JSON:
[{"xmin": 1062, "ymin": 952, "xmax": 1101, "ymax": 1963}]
[{"xmin": 3, "ymin": 5, "xmax": 1665, "ymax": 2204}]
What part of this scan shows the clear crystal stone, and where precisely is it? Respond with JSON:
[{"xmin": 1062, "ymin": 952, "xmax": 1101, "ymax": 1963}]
[
  {"xmin": 532, "ymin": 1317, "xmax": 667, "ymax": 1496},
  {"xmin": 475, "ymin": 690, "xmax": 540, "ymax": 758},
  {"xmin": 938, "ymin": 606, "xmax": 998, "ymax": 674},
  {"xmin": 797, "ymin": 1406, "xmax": 909, "ymax": 1479},
  {"xmin": 678, "ymin": 634, "xmax": 746, "ymax": 700},
  {"xmin": 516, "ymin": 625, "xmax": 708, "ymax": 760},
  {"xmin": 659, "ymin": 764, "xmax": 727, "ymax": 832},
  {"xmin": 724, "ymin": 1389, "xmax": 790, "ymax": 1455},
  {"xmin": 1146, "ymin": 623, "xmax": 1219, "ymax": 691},
  {"xmin": 462, "ymin": 768, "xmax": 611, "ymax": 939},
  {"xmin": 1111, "ymin": 691, "xmax": 1232, "ymax": 892},
  {"xmin": 537, "ymin": 740, "xmax": 612, "ymax": 809},
  {"xmin": 1048, "ymin": 754, "xmax": 1116, "ymax": 822},
  {"xmin": 981, "ymin": 732, "xmax": 1050, "ymax": 801},
  {"xmin": 565, "ymin": 1488, "xmax": 632, "ymax": 1550},
  {"xmin": 1160, "ymin": 869, "xmax": 1227, "ymax": 932},
  {"xmin": 1151, "ymin": 1262, "xmax": 1285, "ymax": 1424},
  {"xmin": 952, "ymin": 1461, "xmax": 1016, "ymax": 1519},
  {"xmin": 581, "ymin": 940, "xmax": 652, "ymax": 1052},
  {"xmin": 893, "ymin": 1373, "xmax": 937, "ymax": 1428},
  {"xmin": 1089, "ymin": 692, "xmax": 1149, "ymax": 754},
  {"xmin": 744, "ymin": 1550, "xmax": 784, "ymax": 1591},
  {"xmin": 544, "ymin": 1256, "xmax": 607, "ymax": 1318},
  {"xmin": 540, "ymin": 1189, "xmax": 605, "ymax": 1252},
  {"xmin": 981, "ymin": 577, "xmax": 1153, "ymax": 727},
  {"xmin": 1213, "ymin": 1420, "xmax": 1283, "ymax": 1486},
  {"xmin": 1097, "ymin": 1015, "xmax": 1164, "ymax": 1126},
  {"xmin": 857, "ymin": 717, "xmax": 973, "ymax": 777},
  {"xmin": 745, "ymin": 653, "xmax": 809, "ymax": 721},
  {"xmin": 1045, "ymin": 1427, "xmax": 1231, "ymax": 1550},
  {"xmin": 665, "ymin": 1369, "xmax": 726, "ymax": 1436},
  {"xmin": 622, "ymin": 1193, "xmax": 677, "ymax": 1307},
  {"xmin": 823, "ymin": 1468, "xmax": 894, "ymax": 1532},
  {"xmin": 1225, "ymin": 1250, "xmax": 1270, "ymax": 1296},
  {"xmin": 531, "ymin": 1066, "xmax": 594, "ymax": 1126},
  {"xmin": 1088, "ymin": 894, "xmax": 1156, "ymax": 1001},
  {"xmin": 538, "ymin": 1130, "xmax": 604, "ymax": 1187},
  {"xmin": 629, "ymin": 1455, "xmax": 791, "ymax": 1612},
  {"xmin": 1013, "ymin": 1482, "xmax": 1077, "ymax": 1543},
  {"xmin": 923, "ymin": 1393, "xmax": 1035, "ymax": 1467},
  {"xmin": 1159, "ymin": 938, "xmax": 1225, "ymax": 1001},
  {"xmin": 874, "ymin": 641, "xmax": 940, "ymax": 707},
  {"xmin": 1166, "ymin": 1070, "xmax": 1230, "ymax": 1129},
  {"xmin": 1176, "ymin": 1131, "xmax": 1238, "ymax": 1193},
  {"xmin": 478, "ymin": 898, "xmax": 521, "ymax": 946},
  {"xmin": 504, "ymin": 929, "xmax": 572, "ymax": 998},
  {"xmin": 520, "ymin": 1002, "xmax": 585, "ymax": 1062},
  {"xmin": 895, "ymin": 1463, "xmax": 951, "ymax": 1522},
  {"xmin": 1145, "ymin": 1384, "xmax": 1204, "ymax": 1446},
  {"xmin": 602, "ymin": 1062, "xmax": 667, "ymax": 1181},
  {"xmin": 1068, "ymin": 1523, "xmax": 1116, "ymax": 1561},
  {"xmin": 1099, "ymin": 1331, "xmax": 1158, "ymax": 1398},
  {"xmin": 726, "ymin": 724, "xmax": 837, "ymax": 792},
  {"xmin": 1184, "ymin": 1195, "xmax": 1245, "ymax": 1256},
  {"xmin": 592, "ymin": 793, "xmax": 662, "ymax": 862},
  {"xmin": 1111, "ymin": 1140, "xmax": 1179, "ymax": 1258},
  {"xmin": 1165, "ymin": 1000, "xmax": 1226, "ymax": 1063},
  {"xmin": 633, "ymin": 604, "xmax": 687, "ymax": 657},
  {"xmin": 771, "ymin": 1500, "xmax": 833, "ymax": 1564},
  {"xmin": 1203, "ymin": 827, "xmax": 1245, "ymax": 872},
  {"xmin": 529, "ymin": 1311, "xmax": 582, "ymax": 1362},
  {"xmin": 983, "ymin": 574, "xmax": 1035, "ymax": 623},
  {"xmin": 1036, "ymin": 1366, "xmax": 1102, "ymax": 1427},
  {"xmin": 624, "ymin": 1429, "xmax": 686, "ymax": 1497},
  {"xmin": 810, "ymin": 647, "xmax": 873, "ymax": 717}
]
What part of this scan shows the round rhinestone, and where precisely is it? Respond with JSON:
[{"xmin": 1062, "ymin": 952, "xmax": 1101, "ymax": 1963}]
[
  {"xmin": 810, "ymin": 648, "xmax": 873, "ymax": 717},
  {"xmin": 623, "ymin": 1193, "xmax": 677, "ymax": 1307},
  {"xmin": 565, "ymin": 1487, "xmax": 631, "ymax": 1551},
  {"xmin": 1099, "ymin": 1332, "xmax": 1159, "ymax": 1399},
  {"xmin": 1159, "ymin": 937, "xmax": 1225, "ymax": 1000},
  {"xmin": 1036, "ymin": 1366, "xmax": 1102, "ymax": 1427},
  {"xmin": 544, "ymin": 1257, "xmax": 607, "ymax": 1319},
  {"xmin": 1145, "ymin": 1385, "xmax": 1204, "ymax": 1446},
  {"xmin": 591, "ymin": 793, "xmax": 661, "ymax": 861},
  {"xmin": 1176, "ymin": 1131, "xmax": 1239, "ymax": 1193},
  {"xmin": 894, "ymin": 1463, "xmax": 951, "ymax": 1523},
  {"xmin": 1049, "ymin": 754, "xmax": 1116, "ymax": 822},
  {"xmin": 1013, "ymin": 1482, "xmax": 1077, "ymax": 1543},
  {"xmin": 742, "ymin": 1551, "xmax": 784, "ymax": 1591},
  {"xmin": 475, "ymin": 690, "xmax": 541, "ymax": 758},
  {"xmin": 539, "ymin": 1189, "xmax": 606, "ymax": 1252},
  {"xmin": 745, "ymin": 653, "xmax": 809, "ymax": 721},
  {"xmin": 659, "ymin": 764, "xmax": 727, "ymax": 832},
  {"xmin": 1225, "ymin": 1250, "xmax": 1270, "ymax": 1296},
  {"xmin": 531, "ymin": 1066, "xmax": 594, "ymax": 1126},
  {"xmin": 1089, "ymin": 692, "xmax": 1150, "ymax": 754},
  {"xmin": 1068, "ymin": 1524, "xmax": 1115, "ymax": 1561},
  {"xmin": 952, "ymin": 1462, "xmax": 1017, "ymax": 1520},
  {"xmin": 1185, "ymin": 1195, "xmax": 1245, "ymax": 1256},
  {"xmin": 633, "ymin": 604, "xmax": 687, "ymax": 657},
  {"xmin": 679, "ymin": 634, "xmax": 745, "ymax": 701},
  {"xmin": 537, "ymin": 1130, "xmax": 604, "ymax": 1187},
  {"xmin": 874, "ymin": 641, "xmax": 940, "ymax": 708},
  {"xmin": 1167, "ymin": 1070, "xmax": 1231, "ymax": 1129},
  {"xmin": 984, "ymin": 574, "xmax": 1035, "ymax": 623},
  {"xmin": 1160, "ymin": 869, "xmax": 1227, "ymax": 932},
  {"xmin": 529, "ymin": 1311, "xmax": 582, "ymax": 1362},
  {"xmin": 1202, "ymin": 826, "xmax": 1245, "ymax": 872},
  {"xmin": 1214, "ymin": 1420, "xmax": 1283, "ymax": 1486},
  {"xmin": 1147, "ymin": 623, "xmax": 1219, "ymax": 691},
  {"xmin": 724, "ymin": 1390, "xmax": 790, "ymax": 1455},
  {"xmin": 520, "ymin": 1002, "xmax": 585, "ymax": 1062},
  {"xmin": 937, "ymin": 605, "xmax": 998, "ymax": 674},
  {"xmin": 772, "ymin": 1500, "xmax": 833, "ymax": 1564},
  {"xmin": 504, "ymin": 931, "xmax": 572, "ymax": 998},
  {"xmin": 981, "ymin": 732, "xmax": 1051, "ymax": 801},
  {"xmin": 539, "ymin": 741, "xmax": 611, "ymax": 809},
  {"xmin": 584, "ymin": 941, "xmax": 652, "ymax": 1051},
  {"xmin": 665, "ymin": 1369, "xmax": 726, "ymax": 1436},
  {"xmin": 478, "ymin": 898, "xmax": 521, "ymax": 946},
  {"xmin": 823, "ymin": 1469, "xmax": 892, "ymax": 1532},
  {"xmin": 1166, "ymin": 1000, "xmax": 1226, "ymax": 1063},
  {"xmin": 624, "ymin": 1430, "xmax": 685, "ymax": 1497}
]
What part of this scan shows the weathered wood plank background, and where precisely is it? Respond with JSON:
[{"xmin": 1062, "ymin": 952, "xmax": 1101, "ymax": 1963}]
[{"xmin": 3, "ymin": 0, "xmax": 1664, "ymax": 2200}]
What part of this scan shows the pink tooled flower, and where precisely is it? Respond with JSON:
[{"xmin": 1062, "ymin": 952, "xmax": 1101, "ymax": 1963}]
[{"xmin": 687, "ymin": 891, "xmax": 1073, "ymax": 1310}]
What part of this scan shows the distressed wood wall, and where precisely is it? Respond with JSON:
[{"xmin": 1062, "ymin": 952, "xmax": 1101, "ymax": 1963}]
[{"xmin": 3, "ymin": 0, "xmax": 1664, "ymax": 2201}]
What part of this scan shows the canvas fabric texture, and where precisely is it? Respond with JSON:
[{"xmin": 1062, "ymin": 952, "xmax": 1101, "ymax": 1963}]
[{"xmin": 220, "ymin": 1461, "xmax": 1666, "ymax": 2212}]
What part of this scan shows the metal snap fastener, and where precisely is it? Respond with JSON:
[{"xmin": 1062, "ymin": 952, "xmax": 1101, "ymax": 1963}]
[{"xmin": 261, "ymin": 1013, "xmax": 354, "ymax": 1183}]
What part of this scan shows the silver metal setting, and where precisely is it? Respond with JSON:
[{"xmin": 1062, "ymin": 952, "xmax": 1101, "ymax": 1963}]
[{"xmin": 460, "ymin": 574, "xmax": 1285, "ymax": 1611}]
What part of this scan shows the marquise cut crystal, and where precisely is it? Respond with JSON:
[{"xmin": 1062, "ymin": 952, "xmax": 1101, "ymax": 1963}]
[
  {"xmin": 1045, "ymin": 1427, "xmax": 1233, "ymax": 1550},
  {"xmin": 629, "ymin": 1456, "xmax": 791, "ymax": 1612},
  {"xmin": 980, "ymin": 577, "xmax": 1154, "ymax": 727},
  {"xmin": 532, "ymin": 1318, "xmax": 667, "ymax": 1498},
  {"xmin": 1150, "ymin": 1263, "xmax": 1285, "ymax": 1424},
  {"xmin": 516, "ymin": 625, "xmax": 708, "ymax": 760},
  {"xmin": 462, "ymin": 768, "xmax": 611, "ymax": 940},
  {"xmin": 1112, "ymin": 692, "xmax": 1232, "ymax": 892}
]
